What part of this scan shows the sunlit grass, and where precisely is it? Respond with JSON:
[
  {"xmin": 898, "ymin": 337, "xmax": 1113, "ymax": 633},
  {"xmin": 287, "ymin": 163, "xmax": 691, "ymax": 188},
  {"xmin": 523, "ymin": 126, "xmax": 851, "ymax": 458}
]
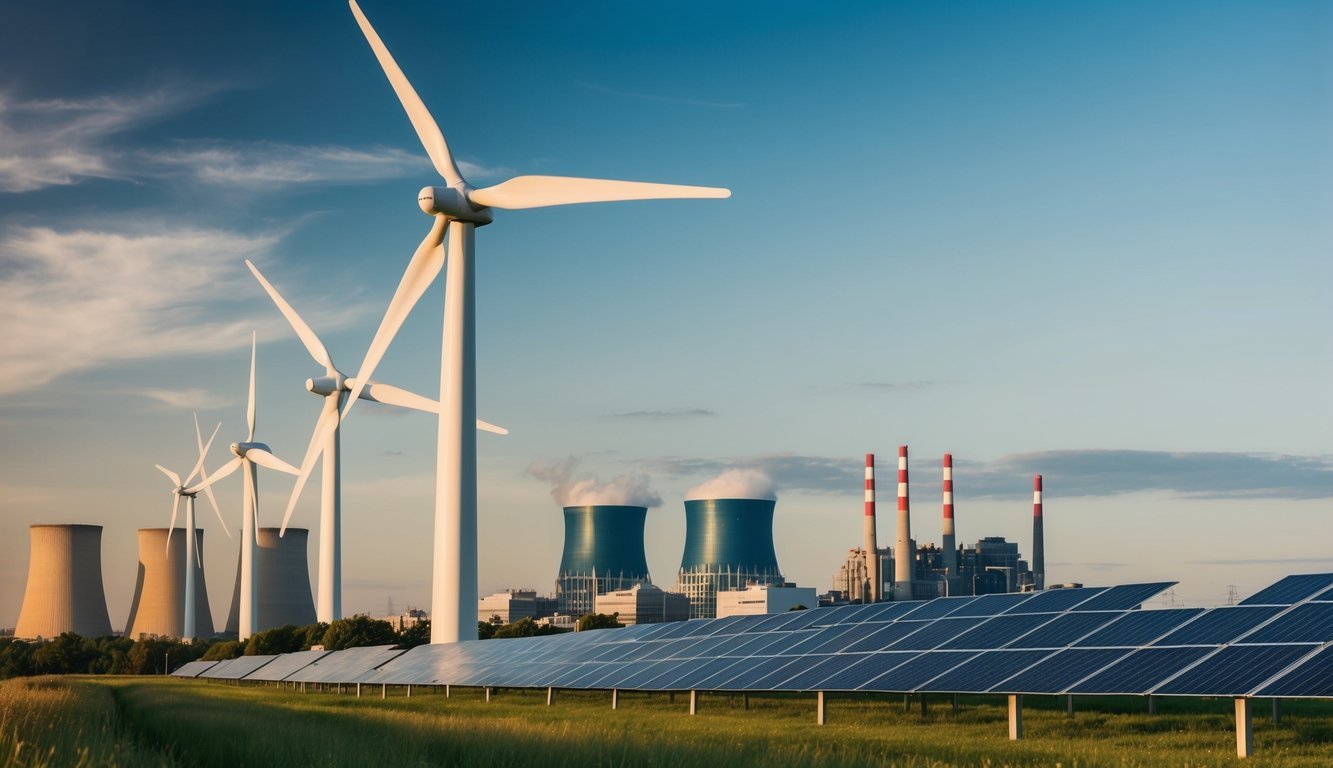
[{"xmin": 0, "ymin": 677, "xmax": 171, "ymax": 768}]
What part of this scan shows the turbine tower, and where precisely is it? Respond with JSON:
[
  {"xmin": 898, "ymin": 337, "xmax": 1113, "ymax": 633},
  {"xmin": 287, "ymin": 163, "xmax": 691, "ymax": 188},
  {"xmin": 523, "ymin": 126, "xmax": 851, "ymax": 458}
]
[
  {"xmin": 247, "ymin": 261, "xmax": 506, "ymax": 624},
  {"xmin": 153, "ymin": 415, "xmax": 228, "ymax": 641},
  {"xmin": 189, "ymin": 334, "xmax": 300, "ymax": 640},
  {"xmin": 286, "ymin": 0, "xmax": 729, "ymax": 643}
]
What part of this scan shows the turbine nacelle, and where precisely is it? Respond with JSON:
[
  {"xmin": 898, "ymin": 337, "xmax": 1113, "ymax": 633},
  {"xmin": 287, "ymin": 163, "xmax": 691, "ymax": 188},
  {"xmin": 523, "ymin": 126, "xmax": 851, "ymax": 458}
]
[
  {"xmin": 232, "ymin": 441, "xmax": 272, "ymax": 457},
  {"xmin": 418, "ymin": 186, "xmax": 492, "ymax": 225},
  {"xmin": 306, "ymin": 375, "xmax": 347, "ymax": 397}
]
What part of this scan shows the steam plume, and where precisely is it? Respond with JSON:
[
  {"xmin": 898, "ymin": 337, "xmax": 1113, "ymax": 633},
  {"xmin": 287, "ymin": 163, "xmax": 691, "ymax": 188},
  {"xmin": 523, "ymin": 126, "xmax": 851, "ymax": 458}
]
[
  {"xmin": 527, "ymin": 457, "xmax": 662, "ymax": 508},
  {"xmin": 685, "ymin": 468, "xmax": 777, "ymax": 501}
]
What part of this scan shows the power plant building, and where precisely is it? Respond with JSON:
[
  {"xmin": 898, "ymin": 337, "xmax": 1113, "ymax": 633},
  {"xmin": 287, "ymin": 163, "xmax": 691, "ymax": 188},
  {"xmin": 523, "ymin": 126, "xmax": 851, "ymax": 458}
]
[
  {"xmin": 595, "ymin": 583, "xmax": 690, "ymax": 625},
  {"xmin": 124, "ymin": 528, "xmax": 215, "ymax": 640},
  {"xmin": 556, "ymin": 505, "xmax": 652, "ymax": 616},
  {"xmin": 830, "ymin": 546, "xmax": 892, "ymax": 604},
  {"xmin": 224, "ymin": 528, "xmax": 316, "ymax": 635},
  {"xmin": 14, "ymin": 524, "xmax": 113, "ymax": 639},
  {"xmin": 716, "ymin": 584, "xmax": 816, "ymax": 618},
  {"xmin": 478, "ymin": 590, "xmax": 557, "ymax": 625},
  {"xmin": 676, "ymin": 498, "xmax": 785, "ymax": 619}
]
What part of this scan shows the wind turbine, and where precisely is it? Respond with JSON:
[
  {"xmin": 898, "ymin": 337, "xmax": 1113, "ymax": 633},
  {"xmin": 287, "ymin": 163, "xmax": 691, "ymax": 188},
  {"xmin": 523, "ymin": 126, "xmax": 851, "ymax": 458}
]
[
  {"xmin": 154, "ymin": 415, "xmax": 228, "ymax": 642},
  {"xmin": 245, "ymin": 259, "xmax": 507, "ymax": 624},
  {"xmin": 287, "ymin": 0, "xmax": 730, "ymax": 643},
  {"xmin": 188, "ymin": 333, "xmax": 301, "ymax": 640}
]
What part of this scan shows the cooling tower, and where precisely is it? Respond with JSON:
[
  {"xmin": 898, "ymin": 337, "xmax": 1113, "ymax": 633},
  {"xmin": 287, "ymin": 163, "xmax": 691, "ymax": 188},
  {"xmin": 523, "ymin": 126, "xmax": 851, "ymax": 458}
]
[
  {"xmin": 124, "ymin": 528, "xmax": 215, "ymax": 640},
  {"xmin": 14, "ymin": 525, "xmax": 113, "ymax": 639},
  {"xmin": 676, "ymin": 498, "xmax": 784, "ymax": 619},
  {"xmin": 225, "ymin": 528, "xmax": 316, "ymax": 635},
  {"xmin": 556, "ymin": 505, "xmax": 652, "ymax": 616}
]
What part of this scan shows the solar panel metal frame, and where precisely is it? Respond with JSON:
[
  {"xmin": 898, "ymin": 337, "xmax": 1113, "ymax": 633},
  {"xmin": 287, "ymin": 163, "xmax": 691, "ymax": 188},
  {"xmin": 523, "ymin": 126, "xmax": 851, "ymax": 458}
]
[
  {"xmin": 285, "ymin": 645, "xmax": 406, "ymax": 684},
  {"xmin": 244, "ymin": 649, "xmax": 330, "ymax": 681},
  {"xmin": 170, "ymin": 660, "xmax": 218, "ymax": 678}
]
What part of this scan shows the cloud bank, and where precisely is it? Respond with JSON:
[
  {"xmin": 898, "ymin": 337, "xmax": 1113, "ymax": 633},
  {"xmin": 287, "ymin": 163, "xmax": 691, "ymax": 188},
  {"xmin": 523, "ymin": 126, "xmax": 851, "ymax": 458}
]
[{"xmin": 527, "ymin": 456, "xmax": 662, "ymax": 508}]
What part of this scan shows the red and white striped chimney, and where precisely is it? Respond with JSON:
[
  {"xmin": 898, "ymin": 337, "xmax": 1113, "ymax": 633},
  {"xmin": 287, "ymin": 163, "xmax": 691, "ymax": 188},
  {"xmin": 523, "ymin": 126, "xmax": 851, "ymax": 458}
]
[
  {"xmin": 863, "ymin": 453, "xmax": 879, "ymax": 603},
  {"xmin": 942, "ymin": 453, "xmax": 958, "ymax": 584},
  {"xmin": 1032, "ymin": 474, "xmax": 1045, "ymax": 591},
  {"xmin": 893, "ymin": 445, "xmax": 913, "ymax": 600}
]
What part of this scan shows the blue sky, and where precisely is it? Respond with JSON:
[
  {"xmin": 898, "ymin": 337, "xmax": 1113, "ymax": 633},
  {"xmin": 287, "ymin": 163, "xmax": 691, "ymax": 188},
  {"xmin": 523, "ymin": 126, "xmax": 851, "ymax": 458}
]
[{"xmin": 1, "ymin": 0, "xmax": 1330, "ymax": 628}]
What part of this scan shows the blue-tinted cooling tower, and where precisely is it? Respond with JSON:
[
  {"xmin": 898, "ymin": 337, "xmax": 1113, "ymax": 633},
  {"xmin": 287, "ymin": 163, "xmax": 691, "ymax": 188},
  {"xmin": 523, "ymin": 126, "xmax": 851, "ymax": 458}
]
[
  {"xmin": 556, "ymin": 505, "xmax": 652, "ymax": 616},
  {"xmin": 676, "ymin": 498, "xmax": 785, "ymax": 618}
]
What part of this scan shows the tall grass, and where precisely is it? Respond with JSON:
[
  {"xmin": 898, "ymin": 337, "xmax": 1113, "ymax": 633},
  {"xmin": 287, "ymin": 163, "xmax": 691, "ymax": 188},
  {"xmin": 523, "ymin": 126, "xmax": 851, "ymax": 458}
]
[{"xmin": 0, "ymin": 677, "xmax": 171, "ymax": 768}]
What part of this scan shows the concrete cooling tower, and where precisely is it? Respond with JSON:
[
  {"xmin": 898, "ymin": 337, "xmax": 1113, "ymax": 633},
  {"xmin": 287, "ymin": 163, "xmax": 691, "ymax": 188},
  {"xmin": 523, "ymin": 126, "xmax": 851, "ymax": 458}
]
[
  {"xmin": 676, "ymin": 499, "xmax": 784, "ymax": 619},
  {"xmin": 225, "ymin": 528, "xmax": 316, "ymax": 635},
  {"xmin": 14, "ymin": 524, "xmax": 113, "ymax": 639},
  {"xmin": 124, "ymin": 528, "xmax": 215, "ymax": 640},
  {"xmin": 556, "ymin": 505, "xmax": 652, "ymax": 616}
]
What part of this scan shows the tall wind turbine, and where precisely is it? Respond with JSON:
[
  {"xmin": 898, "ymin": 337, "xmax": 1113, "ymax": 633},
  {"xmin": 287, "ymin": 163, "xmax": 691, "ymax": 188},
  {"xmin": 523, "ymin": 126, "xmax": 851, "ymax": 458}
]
[
  {"xmin": 288, "ymin": 0, "xmax": 729, "ymax": 644},
  {"xmin": 154, "ymin": 415, "xmax": 228, "ymax": 642},
  {"xmin": 188, "ymin": 334, "xmax": 300, "ymax": 640},
  {"xmin": 246, "ymin": 260, "xmax": 506, "ymax": 624}
]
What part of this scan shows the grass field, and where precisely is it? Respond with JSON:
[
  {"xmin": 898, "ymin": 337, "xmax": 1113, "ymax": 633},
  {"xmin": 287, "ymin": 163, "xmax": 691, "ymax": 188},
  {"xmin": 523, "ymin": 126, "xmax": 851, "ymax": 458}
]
[{"xmin": 2, "ymin": 676, "xmax": 1331, "ymax": 767}]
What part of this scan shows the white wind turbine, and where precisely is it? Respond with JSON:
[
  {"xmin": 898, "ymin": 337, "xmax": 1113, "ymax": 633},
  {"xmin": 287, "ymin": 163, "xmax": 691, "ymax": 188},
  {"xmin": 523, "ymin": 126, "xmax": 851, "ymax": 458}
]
[
  {"xmin": 245, "ymin": 259, "xmax": 507, "ymax": 624},
  {"xmin": 188, "ymin": 333, "xmax": 301, "ymax": 640},
  {"xmin": 286, "ymin": 0, "xmax": 730, "ymax": 644},
  {"xmin": 154, "ymin": 415, "xmax": 228, "ymax": 642}
]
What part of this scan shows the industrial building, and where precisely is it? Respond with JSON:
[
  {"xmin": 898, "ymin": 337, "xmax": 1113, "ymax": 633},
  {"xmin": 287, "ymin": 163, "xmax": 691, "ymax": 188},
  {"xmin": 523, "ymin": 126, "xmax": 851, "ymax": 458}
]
[
  {"xmin": 224, "ymin": 528, "xmax": 316, "ymax": 635},
  {"xmin": 124, "ymin": 528, "xmax": 215, "ymax": 640},
  {"xmin": 14, "ymin": 524, "xmax": 113, "ymax": 640},
  {"xmin": 716, "ymin": 584, "xmax": 816, "ymax": 617},
  {"xmin": 478, "ymin": 590, "xmax": 557, "ymax": 625},
  {"xmin": 594, "ymin": 583, "xmax": 690, "ymax": 625},
  {"xmin": 830, "ymin": 546, "xmax": 892, "ymax": 603},
  {"xmin": 555, "ymin": 505, "xmax": 653, "ymax": 616},
  {"xmin": 675, "ymin": 498, "xmax": 785, "ymax": 619}
]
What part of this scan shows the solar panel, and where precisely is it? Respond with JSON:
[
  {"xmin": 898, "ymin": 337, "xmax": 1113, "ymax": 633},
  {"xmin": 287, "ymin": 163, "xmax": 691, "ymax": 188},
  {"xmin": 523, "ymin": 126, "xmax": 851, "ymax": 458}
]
[
  {"xmin": 917, "ymin": 649, "xmax": 1053, "ymax": 693},
  {"xmin": 245, "ymin": 649, "xmax": 329, "ymax": 681},
  {"xmin": 1240, "ymin": 573, "xmax": 1333, "ymax": 606},
  {"xmin": 1241, "ymin": 603, "xmax": 1333, "ymax": 644},
  {"xmin": 1154, "ymin": 644, "xmax": 1318, "ymax": 696},
  {"xmin": 1152, "ymin": 606, "xmax": 1283, "ymax": 646},
  {"xmin": 863, "ymin": 651, "xmax": 977, "ymax": 691},
  {"xmin": 198, "ymin": 658, "xmax": 240, "ymax": 679},
  {"xmin": 836, "ymin": 622, "xmax": 925, "ymax": 653},
  {"xmin": 855, "ymin": 601, "xmax": 922, "ymax": 623},
  {"xmin": 1072, "ymin": 582, "xmax": 1174, "ymax": 611},
  {"xmin": 1071, "ymin": 647, "xmax": 1214, "ymax": 694},
  {"xmin": 776, "ymin": 653, "xmax": 872, "ymax": 691},
  {"xmin": 1012, "ymin": 587, "xmax": 1104, "ymax": 613},
  {"xmin": 816, "ymin": 652, "xmax": 915, "ymax": 691},
  {"xmin": 1251, "ymin": 644, "xmax": 1333, "ymax": 698},
  {"xmin": 889, "ymin": 617, "xmax": 985, "ymax": 650},
  {"xmin": 1075, "ymin": 608, "xmax": 1202, "ymax": 647},
  {"xmin": 948, "ymin": 592, "xmax": 1034, "ymax": 617},
  {"xmin": 1005, "ymin": 611, "xmax": 1121, "ymax": 649},
  {"xmin": 939, "ymin": 613, "xmax": 1057, "ymax": 650},
  {"xmin": 285, "ymin": 645, "xmax": 405, "ymax": 684},
  {"xmin": 710, "ymin": 655, "xmax": 804, "ymax": 691},
  {"xmin": 170, "ymin": 660, "xmax": 218, "ymax": 677},
  {"xmin": 209, "ymin": 654, "xmax": 278, "ymax": 680},
  {"xmin": 999, "ymin": 648, "xmax": 1134, "ymax": 694},
  {"xmin": 900, "ymin": 596, "xmax": 977, "ymax": 621}
]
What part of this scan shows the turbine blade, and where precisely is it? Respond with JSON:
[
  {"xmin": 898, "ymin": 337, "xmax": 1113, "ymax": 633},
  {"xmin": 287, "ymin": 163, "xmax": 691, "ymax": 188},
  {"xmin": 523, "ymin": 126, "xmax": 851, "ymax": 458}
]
[
  {"xmin": 355, "ymin": 378, "xmax": 437, "ymax": 413},
  {"xmin": 247, "ymin": 447, "xmax": 300, "ymax": 476},
  {"xmin": 185, "ymin": 456, "xmax": 242, "ymax": 495},
  {"xmin": 246, "ymin": 260, "xmax": 336, "ymax": 375},
  {"xmin": 280, "ymin": 396, "xmax": 340, "ymax": 536},
  {"xmin": 166, "ymin": 493, "xmax": 181, "ymax": 555},
  {"xmin": 194, "ymin": 418, "xmax": 223, "ymax": 519},
  {"xmin": 155, "ymin": 464, "xmax": 181, "ymax": 488},
  {"xmin": 476, "ymin": 419, "xmax": 509, "ymax": 436},
  {"xmin": 341, "ymin": 215, "xmax": 446, "ymax": 420},
  {"xmin": 204, "ymin": 478, "xmax": 230, "ymax": 538},
  {"xmin": 185, "ymin": 418, "xmax": 222, "ymax": 487},
  {"xmin": 349, "ymin": 0, "xmax": 464, "ymax": 186},
  {"xmin": 467, "ymin": 175, "xmax": 731, "ymax": 211},
  {"xmin": 247, "ymin": 332, "xmax": 257, "ymax": 442}
]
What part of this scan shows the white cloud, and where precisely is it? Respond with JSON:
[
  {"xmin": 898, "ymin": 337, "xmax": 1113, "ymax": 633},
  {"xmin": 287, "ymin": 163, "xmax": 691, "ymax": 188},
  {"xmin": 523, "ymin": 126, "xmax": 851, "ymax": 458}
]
[
  {"xmin": 0, "ymin": 225, "xmax": 277, "ymax": 396},
  {"xmin": 143, "ymin": 142, "xmax": 429, "ymax": 186},
  {"xmin": 132, "ymin": 387, "xmax": 234, "ymax": 411}
]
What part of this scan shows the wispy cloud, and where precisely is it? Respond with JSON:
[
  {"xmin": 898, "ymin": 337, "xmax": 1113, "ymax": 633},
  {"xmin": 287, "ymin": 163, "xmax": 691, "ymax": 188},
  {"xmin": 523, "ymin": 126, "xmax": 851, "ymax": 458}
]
[
  {"xmin": 131, "ymin": 387, "xmax": 233, "ymax": 411},
  {"xmin": 0, "ymin": 224, "xmax": 277, "ymax": 396},
  {"xmin": 603, "ymin": 407, "xmax": 717, "ymax": 421},
  {"xmin": 645, "ymin": 453, "xmax": 861, "ymax": 496},
  {"xmin": 142, "ymin": 142, "xmax": 429, "ymax": 186},
  {"xmin": 577, "ymin": 81, "xmax": 744, "ymax": 109}
]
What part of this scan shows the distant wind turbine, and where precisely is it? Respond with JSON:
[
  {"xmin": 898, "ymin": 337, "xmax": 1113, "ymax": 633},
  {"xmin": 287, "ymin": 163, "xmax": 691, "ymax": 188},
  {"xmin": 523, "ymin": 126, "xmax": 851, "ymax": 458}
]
[
  {"xmin": 246, "ymin": 259, "xmax": 506, "ymax": 624},
  {"xmin": 188, "ymin": 334, "xmax": 300, "ymax": 640},
  {"xmin": 286, "ymin": 0, "xmax": 729, "ymax": 643}
]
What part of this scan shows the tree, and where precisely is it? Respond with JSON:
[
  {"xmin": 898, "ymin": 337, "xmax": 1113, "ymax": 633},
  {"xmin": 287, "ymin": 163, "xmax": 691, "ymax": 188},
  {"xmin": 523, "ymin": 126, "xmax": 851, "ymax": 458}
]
[
  {"xmin": 476, "ymin": 621, "xmax": 496, "ymax": 640},
  {"xmin": 321, "ymin": 616, "xmax": 397, "ymax": 651},
  {"xmin": 32, "ymin": 633, "xmax": 98, "ymax": 674},
  {"xmin": 491, "ymin": 617, "xmax": 540, "ymax": 638},
  {"xmin": 577, "ymin": 613, "xmax": 623, "ymax": 632},
  {"xmin": 201, "ymin": 640, "xmax": 243, "ymax": 661},
  {"xmin": 300, "ymin": 622, "xmax": 329, "ymax": 650},
  {"xmin": 245, "ymin": 624, "xmax": 304, "ymax": 655},
  {"xmin": 0, "ymin": 639, "xmax": 36, "ymax": 679},
  {"xmin": 398, "ymin": 620, "xmax": 431, "ymax": 649}
]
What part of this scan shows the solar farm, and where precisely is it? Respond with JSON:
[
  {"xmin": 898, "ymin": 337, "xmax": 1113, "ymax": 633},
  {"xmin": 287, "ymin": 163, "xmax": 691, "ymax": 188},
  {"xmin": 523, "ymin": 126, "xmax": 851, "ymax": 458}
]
[{"xmin": 173, "ymin": 573, "xmax": 1333, "ymax": 759}]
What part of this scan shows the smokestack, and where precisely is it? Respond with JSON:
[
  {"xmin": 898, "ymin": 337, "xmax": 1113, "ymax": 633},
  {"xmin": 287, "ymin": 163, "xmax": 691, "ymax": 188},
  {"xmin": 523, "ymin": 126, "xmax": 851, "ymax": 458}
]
[
  {"xmin": 893, "ymin": 445, "xmax": 913, "ymax": 601},
  {"xmin": 1033, "ymin": 475, "xmax": 1045, "ymax": 591},
  {"xmin": 942, "ymin": 453, "xmax": 958, "ymax": 586},
  {"xmin": 863, "ymin": 453, "xmax": 879, "ymax": 603}
]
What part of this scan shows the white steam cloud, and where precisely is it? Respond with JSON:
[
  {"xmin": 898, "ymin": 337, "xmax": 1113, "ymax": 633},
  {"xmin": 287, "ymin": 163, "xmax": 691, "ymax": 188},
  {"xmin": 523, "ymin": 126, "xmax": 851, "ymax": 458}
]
[
  {"xmin": 526, "ymin": 457, "xmax": 662, "ymax": 508},
  {"xmin": 685, "ymin": 468, "xmax": 777, "ymax": 501}
]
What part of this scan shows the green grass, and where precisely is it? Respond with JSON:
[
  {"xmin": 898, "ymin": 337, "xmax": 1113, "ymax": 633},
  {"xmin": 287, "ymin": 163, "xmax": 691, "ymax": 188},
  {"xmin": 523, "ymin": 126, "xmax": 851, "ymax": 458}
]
[{"xmin": 3, "ymin": 677, "xmax": 1332, "ymax": 767}]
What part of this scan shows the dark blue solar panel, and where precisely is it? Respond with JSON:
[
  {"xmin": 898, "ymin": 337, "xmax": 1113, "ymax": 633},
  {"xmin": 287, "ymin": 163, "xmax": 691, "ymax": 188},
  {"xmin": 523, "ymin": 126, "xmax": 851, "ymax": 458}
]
[
  {"xmin": 809, "ymin": 604, "xmax": 867, "ymax": 626},
  {"xmin": 949, "ymin": 592, "xmax": 1036, "ymax": 617},
  {"xmin": 781, "ymin": 626, "xmax": 859, "ymax": 656},
  {"xmin": 999, "ymin": 648, "xmax": 1134, "ymax": 693},
  {"xmin": 939, "ymin": 613, "xmax": 1057, "ymax": 650},
  {"xmin": 726, "ymin": 633, "xmax": 791, "ymax": 658},
  {"xmin": 1152, "ymin": 606, "xmax": 1283, "ymax": 646},
  {"xmin": 829, "ymin": 604, "xmax": 884, "ymax": 624},
  {"xmin": 917, "ymin": 650, "xmax": 1052, "ymax": 693},
  {"xmin": 758, "ymin": 630, "xmax": 816, "ymax": 657},
  {"xmin": 616, "ymin": 659, "xmax": 694, "ymax": 690},
  {"xmin": 748, "ymin": 655, "xmax": 833, "ymax": 690},
  {"xmin": 837, "ymin": 622, "xmax": 925, "ymax": 653},
  {"xmin": 1075, "ymin": 608, "xmax": 1202, "ymax": 647},
  {"xmin": 1155, "ymin": 645, "xmax": 1317, "ymax": 696},
  {"xmin": 1073, "ymin": 582, "xmax": 1174, "ymax": 611},
  {"xmin": 858, "ymin": 602, "xmax": 923, "ymax": 623},
  {"xmin": 803, "ymin": 625, "xmax": 869, "ymax": 654},
  {"xmin": 1012, "ymin": 587, "xmax": 1104, "ymax": 613},
  {"xmin": 588, "ymin": 642, "xmax": 641, "ymax": 662},
  {"xmin": 863, "ymin": 651, "xmax": 977, "ymax": 691},
  {"xmin": 712, "ymin": 656, "xmax": 803, "ymax": 690},
  {"xmin": 1240, "ymin": 574, "xmax": 1333, "ymax": 606},
  {"xmin": 777, "ymin": 653, "xmax": 873, "ymax": 690},
  {"xmin": 1252, "ymin": 645, "xmax": 1333, "ymax": 698},
  {"xmin": 900, "ymin": 596, "xmax": 977, "ymax": 621},
  {"xmin": 890, "ymin": 618, "xmax": 984, "ymax": 650},
  {"xmin": 660, "ymin": 656, "xmax": 745, "ymax": 690},
  {"xmin": 819, "ymin": 652, "xmax": 917, "ymax": 691},
  {"xmin": 1006, "ymin": 611, "xmax": 1122, "ymax": 649},
  {"xmin": 638, "ymin": 658, "xmax": 712, "ymax": 690},
  {"xmin": 1242, "ymin": 603, "xmax": 1333, "ymax": 644},
  {"xmin": 1071, "ymin": 647, "xmax": 1214, "ymax": 693}
]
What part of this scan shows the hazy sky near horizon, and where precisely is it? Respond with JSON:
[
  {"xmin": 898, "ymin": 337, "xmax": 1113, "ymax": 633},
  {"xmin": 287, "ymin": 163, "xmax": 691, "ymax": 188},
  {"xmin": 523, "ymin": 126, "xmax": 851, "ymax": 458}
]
[{"xmin": 1, "ymin": 0, "xmax": 1330, "ymax": 629}]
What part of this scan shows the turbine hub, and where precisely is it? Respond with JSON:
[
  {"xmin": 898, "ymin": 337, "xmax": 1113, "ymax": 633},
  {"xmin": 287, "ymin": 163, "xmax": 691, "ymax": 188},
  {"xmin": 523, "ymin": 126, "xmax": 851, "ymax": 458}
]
[
  {"xmin": 307, "ymin": 375, "xmax": 342, "ymax": 397},
  {"xmin": 232, "ymin": 441, "xmax": 270, "ymax": 457},
  {"xmin": 418, "ymin": 185, "xmax": 492, "ymax": 225}
]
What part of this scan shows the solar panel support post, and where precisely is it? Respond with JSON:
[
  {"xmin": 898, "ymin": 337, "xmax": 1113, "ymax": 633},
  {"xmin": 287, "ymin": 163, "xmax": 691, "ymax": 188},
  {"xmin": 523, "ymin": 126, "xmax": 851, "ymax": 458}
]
[
  {"xmin": 1066, "ymin": 695, "xmax": 1074, "ymax": 719},
  {"xmin": 902, "ymin": 694, "xmax": 910, "ymax": 712},
  {"xmin": 485, "ymin": 687, "xmax": 492, "ymax": 703},
  {"xmin": 356, "ymin": 683, "xmax": 361, "ymax": 698},
  {"xmin": 1147, "ymin": 695, "xmax": 1156, "ymax": 715},
  {"xmin": 407, "ymin": 685, "xmax": 412, "ymax": 698},
  {"xmin": 1008, "ymin": 695, "xmax": 1023, "ymax": 741},
  {"xmin": 817, "ymin": 691, "xmax": 826, "ymax": 726},
  {"xmin": 953, "ymin": 694, "xmax": 960, "ymax": 715},
  {"xmin": 612, "ymin": 689, "xmax": 619, "ymax": 710},
  {"xmin": 743, "ymin": 693, "xmax": 749, "ymax": 711},
  {"xmin": 1235, "ymin": 697, "xmax": 1252, "ymax": 758},
  {"xmin": 446, "ymin": 685, "xmax": 451, "ymax": 698},
  {"xmin": 381, "ymin": 683, "xmax": 386, "ymax": 699},
  {"xmin": 690, "ymin": 690, "xmax": 699, "ymax": 715},
  {"xmin": 1271, "ymin": 698, "xmax": 1281, "ymax": 724},
  {"xmin": 547, "ymin": 687, "xmax": 554, "ymax": 706},
  {"xmin": 919, "ymin": 694, "xmax": 927, "ymax": 717}
]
